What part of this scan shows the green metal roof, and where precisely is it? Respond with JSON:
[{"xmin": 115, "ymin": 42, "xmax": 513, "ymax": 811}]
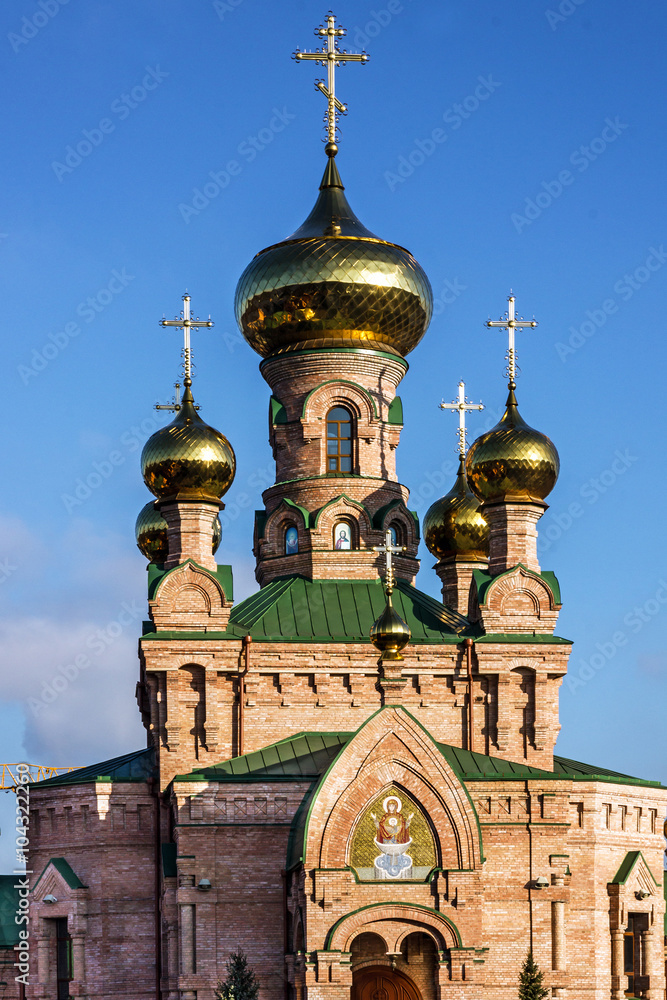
[
  {"xmin": 174, "ymin": 732, "xmax": 351, "ymax": 783},
  {"xmin": 174, "ymin": 729, "xmax": 663, "ymax": 790},
  {"xmin": 34, "ymin": 747, "xmax": 155, "ymax": 788},
  {"xmin": 224, "ymin": 575, "xmax": 469, "ymax": 642},
  {"xmin": 0, "ymin": 877, "xmax": 19, "ymax": 948}
]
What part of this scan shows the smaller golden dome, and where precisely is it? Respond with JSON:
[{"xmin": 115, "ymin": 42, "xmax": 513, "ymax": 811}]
[
  {"xmin": 136, "ymin": 501, "xmax": 168, "ymax": 563},
  {"xmin": 141, "ymin": 381, "xmax": 236, "ymax": 501},
  {"xmin": 466, "ymin": 385, "xmax": 559, "ymax": 503},
  {"xmin": 370, "ymin": 591, "xmax": 411, "ymax": 660},
  {"xmin": 423, "ymin": 456, "xmax": 489, "ymax": 561},
  {"xmin": 135, "ymin": 501, "xmax": 223, "ymax": 563}
]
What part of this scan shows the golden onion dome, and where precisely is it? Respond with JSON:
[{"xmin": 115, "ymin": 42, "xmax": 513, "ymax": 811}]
[
  {"xmin": 370, "ymin": 590, "xmax": 411, "ymax": 661},
  {"xmin": 135, "ymin": 501, "xmax": 168, "ymax": 563},
  {"xmin": 423, "ymin": 456, "xmax": 489, "ymax": 561},
  {"xmin": 466, "ymin": 385, "xmax": 559, "ymax": 503},
  {"xmin": 141, "ymin": 381, "xmax": 236, "ymax": 501},
  {"xmin": 135, "ymin": 501, "xmax": 222, "ymax": 563},
  {"xmin": 234, "ymin": 157, "xmax": 433, "ymax": 358}
]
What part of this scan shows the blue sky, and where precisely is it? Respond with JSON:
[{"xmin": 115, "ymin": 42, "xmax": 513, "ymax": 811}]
[{"xmin": 0, "ymin": 0, "xmax": 665, "ymax": 861}]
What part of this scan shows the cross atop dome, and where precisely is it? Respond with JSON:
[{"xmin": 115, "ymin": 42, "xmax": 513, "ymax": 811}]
[
  {"xmin": 293, "ymin": 12, "xmax": 369, "ymax": 156},
  {"xmin": 373, "ymin": 528, "xmax": 406, "ymax": 595},
  {"xmin": 485, "ymin": 294, "xmax": 538, "ymax": 387},
  {"xmin": 160, "ymin": 293, "xmax": 214, "ymax": 387},
  {"xmin": 440, "ymin": 381, "xmax": 484, "ymax": 456}
]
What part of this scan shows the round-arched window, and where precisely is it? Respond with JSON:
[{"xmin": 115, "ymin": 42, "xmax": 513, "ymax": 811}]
[{"xmin": 327, "ymin": 406, "xmax": 353, "ymax": 473}]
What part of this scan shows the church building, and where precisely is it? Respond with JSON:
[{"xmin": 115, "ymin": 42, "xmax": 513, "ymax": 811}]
[{"xmin": 21, "ymin": 14, "xmax": 666, "ymax": 1000}]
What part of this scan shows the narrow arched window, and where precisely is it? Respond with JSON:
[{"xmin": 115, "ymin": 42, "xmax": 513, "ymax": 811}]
[{"xmin": 327, "ymin": 406, "xmax": 353, "ymax": 472}]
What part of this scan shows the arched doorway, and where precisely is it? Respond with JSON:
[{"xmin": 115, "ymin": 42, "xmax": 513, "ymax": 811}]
[{"xmin": 352, "ymin": 966, "xmax": 423, "ymax": 1000}]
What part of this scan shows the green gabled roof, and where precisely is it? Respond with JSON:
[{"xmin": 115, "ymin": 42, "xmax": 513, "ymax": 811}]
[
  {"xmin": 34, "ymin": 747, "xmax": 155, "ymax": 788},
  {"xmin": 34, "ymin": 857, "xmax": 86, "ymax": 892},
  {"xmin": 175, "ymin": 732, "xmax": 352, "ymax": 782},
  {"xmin": 147, "ymin": 561, "xmax": 233, "ymax": 602},
  {"xmin": 225, "ymin": 575, "xmax": 468, "ymax": 642},
  {"xmin": 0, "ymin": 877, "xmax": 20, "ymax": 947},
  {"xmin": 473, "ymin": 565, "xmax": 562, "ymax": 606},
  {"xmin": 611, "ymin": 850, "xmax": 660, "ymax": 886}
]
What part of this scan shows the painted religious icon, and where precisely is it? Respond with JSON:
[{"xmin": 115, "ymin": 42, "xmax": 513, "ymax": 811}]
[
  {"xmin": 334, "ymin": 523, "xmax": 352, "ymax": 550},
  {"xmin": 285, "ymin": 525, "xmax": 299, "ymax": 555},
  {"xmin": 348, "ymin": 787, "xmax": 436, "ymax": 882},
  {"xmin": 371, "ymin": 795, "xmax": 414, "ymax": 878}
]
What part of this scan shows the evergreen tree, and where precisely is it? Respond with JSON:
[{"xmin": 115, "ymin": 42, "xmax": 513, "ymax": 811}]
[
  {"xmin": 518, "ymin": 951, "xmax": 549, "ymax": 1000},
  {"xmin": 215, "ymin": 948, "xmax": 260, "ymax": 1000}
]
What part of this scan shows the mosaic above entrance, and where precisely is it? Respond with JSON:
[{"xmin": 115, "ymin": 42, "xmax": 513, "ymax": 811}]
[{"xmin": 349, "ymin": 787, "xmax": 436, "ymax": 881}]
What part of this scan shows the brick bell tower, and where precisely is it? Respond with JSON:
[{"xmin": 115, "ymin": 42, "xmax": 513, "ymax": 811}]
[{"xmin": 234, "ymin": 150, "xmax": 433, "ymax": 587}]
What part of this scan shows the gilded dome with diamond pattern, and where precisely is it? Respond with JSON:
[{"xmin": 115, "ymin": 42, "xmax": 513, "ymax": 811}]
[
  {"xmin": 466, "ymin": 386, "xmax": 559, "ymax": 502},
  {"xmin": 141, "ymin": 381, "xmax": 236, "ymax": 501},
  {"xmin": 135, "ymin": 500, "xmax": 222, "ymax": 562},
  {"xmin": 423, "ymin": 456, "xmax": 489, "ymax": 561},
  {"xmin": 235, "ymin": 158, "xmax": 433, "ymax": 358}
]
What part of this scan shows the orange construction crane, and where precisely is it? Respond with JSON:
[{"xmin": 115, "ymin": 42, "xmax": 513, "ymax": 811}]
[{"xmin": 0, "ymin": 764, "xmax": 79, "ymax": 790}]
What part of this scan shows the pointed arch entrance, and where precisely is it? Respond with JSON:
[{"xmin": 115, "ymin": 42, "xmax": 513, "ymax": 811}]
[{"xmin": 352, "ymin": 966, "xmax": 423, "ymax": 1000}]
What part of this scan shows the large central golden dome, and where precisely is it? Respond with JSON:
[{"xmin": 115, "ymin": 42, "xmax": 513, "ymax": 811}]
[{"xmin": 235, "ymin": 157, "xmax": 432, "ymax": 358}]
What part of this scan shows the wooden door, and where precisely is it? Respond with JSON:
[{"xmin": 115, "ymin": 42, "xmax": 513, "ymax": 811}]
[{"xmin": 352, "ymin": 966, "xmax": 423, "ymax": 1000}]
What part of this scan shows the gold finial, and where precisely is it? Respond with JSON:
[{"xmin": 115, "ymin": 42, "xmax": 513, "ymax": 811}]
[
  {"xmin": 440, "ymin": 380, "xmax": 484, "ymax": 456},
  {"xmin": 485, "ymin": 294, "xmax": 538, "ymax": 387},
  {"xmin": 369, "ymin": 531, "xmax": 411, "ymax": 661},
  {"xmin": 293, "ymin": 12, "xmax": 369, "ymax": 155},
  {"xmin": 159, "ymin": 293, "xmax": 214, "ymax": 390}
]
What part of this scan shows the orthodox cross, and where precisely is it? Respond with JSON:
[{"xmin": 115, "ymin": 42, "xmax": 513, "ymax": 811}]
[
  {"xmin": 156, "ymin": 293, "xmax": 213, "ymax": 410},
  {"xmin": 373, "ymin": 528, "xmax": 406, "ymax": 593},
  {"xmin": 293, "ymin": 12, "xmax": 369, "ymax": 152},
  {"xmin": 160, "ymin": 293, "xmax": 214, "ymax": 384},
  {"xmin": 440, "ymin": 381, "xmax": 484, "ymax": 456},
  {"xmin": 485, "ymin": 294, "xmax": 538, "ymax": 386}
]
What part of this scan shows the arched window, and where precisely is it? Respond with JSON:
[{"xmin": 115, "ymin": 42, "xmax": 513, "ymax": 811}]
[
  {"xmin": 327, "ymin": 406, "xmax": 353, "ymax": 472},
  {"xmin": 285, "ymin": 525, "xmax": 299, "ymax": 556}
]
